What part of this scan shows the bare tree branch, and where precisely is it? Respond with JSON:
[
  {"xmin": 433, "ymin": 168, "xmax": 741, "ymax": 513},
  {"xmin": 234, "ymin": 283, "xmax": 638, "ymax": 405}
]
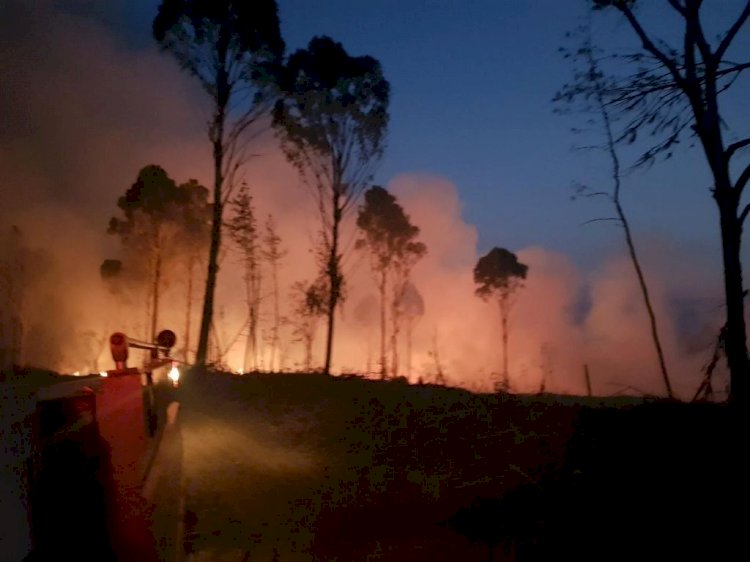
[
  {"xmin": 687, "ymin": 1, "xmax": 714, "ymax": 63},
  {"xmin": 667, "ymin": 0, "xmax": 686, "ymax": 16},
  {"xmin": 585, "ymin": 0, "xmax": 750, "ymax": 406},
  {"xmin": 739, "ymin": 202, "xmax": 750, "ymax": 227},
  {"xmin": 583, "ymin": 217, "xmax": 620, "ymax": 225},
  {"xmin": 617, "ymin": 4, "xmax": 686, "ymax": 88},
  {"xmin": 718, "ymin": 61, "xmax": 750, "ymax": 75},
  {"xmin": 735, "ymin": 163, "xmax": 750, "ymax": 197},
  {"xmin": 714, "ymin": 2, "xmax": 750, "ymax": 65},
  {"xmin": 727, "ymin": 138, "xmax": 750, "ymax": 161}
]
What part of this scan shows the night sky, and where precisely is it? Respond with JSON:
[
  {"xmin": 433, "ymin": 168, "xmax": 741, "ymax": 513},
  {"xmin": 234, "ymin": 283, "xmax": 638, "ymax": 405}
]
[
  {"xmin": 2, "ymin": 0, "xmax": 750, "ymax": 390},
  {"xmin": 4, "ymin": 1, "xmax": 749, "ymax": 264},
  {"xmin": 3, "ymin": 5, "xmax": 747, "ymax": 559}
]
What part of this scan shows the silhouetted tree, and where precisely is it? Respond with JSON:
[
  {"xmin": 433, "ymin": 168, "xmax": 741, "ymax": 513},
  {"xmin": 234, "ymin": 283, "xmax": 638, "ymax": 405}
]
[
  {"xmin": 563, "ymin": 0, "xmax": 750, "ymax": 407},
  {"xmin": 107, "ymin": 165, "xmax": 189, "ymax": 341},
  {"xmin": 226, "ymin": 183, "xmax": 262, "ymax": 371},
  {"xmin": 401, "ymin": 282, "xmax": 425, "ymax": 377},
  {"xmin": 556, "ymin": 29, "xmax": 674, "ymax": 398},
  {"xmin": 176, "ymin": 179, "xmax": 211, "ymax": 363},
  {"xmin": 289, "ymin": 279, "xmax": 327, "ymax": 372},
  {"xmin": 1, "ymin": 226, "xmax": 25, "ymax": 372},
  {"xmin": 353, "ymin": 293, "xmax": 378, "ymax": 373},
  {"xmin": 428, "ymin": 327, "xmax": 446, "ymax": 385},
  {"xmin": 273, "ymin": 36, "xmax": 390, "ymax": 375},
  {"xmin": 106, "ymin": 167, "xmax": 208, "ymax": 351},
  {"xmin": 356, "ymin": 186, "xmax": 426, "ymax": 378},
  {"xmin": 474, "ymin": 248, "xmax": 528, "ymax": 392},
  {"xmin": 390, "ymin": 245, "xmax": 426, "ymax": 378},
  {"xmin": 262, "ymin": 214, "xmax": 286, "ymax": 371},
  {"xmin": 154, "ymin": 0, "xmax": 284, "ymax": 368}
]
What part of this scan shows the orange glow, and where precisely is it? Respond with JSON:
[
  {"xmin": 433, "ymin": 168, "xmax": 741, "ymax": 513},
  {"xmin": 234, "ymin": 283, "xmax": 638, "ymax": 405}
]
[{"xmin": 168, "ymin": 364, "xmax": 180, "ymax": 385}]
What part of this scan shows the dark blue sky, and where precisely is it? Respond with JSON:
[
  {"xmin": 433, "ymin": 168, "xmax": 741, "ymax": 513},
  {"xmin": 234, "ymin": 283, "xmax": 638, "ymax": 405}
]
[
  {"xmin": 3, "ymin": 0, "xmax": 749, "ymax": 386},
  {"xmin": 56, "ymin": 0, "xmax": 750, "ymax": 268}
]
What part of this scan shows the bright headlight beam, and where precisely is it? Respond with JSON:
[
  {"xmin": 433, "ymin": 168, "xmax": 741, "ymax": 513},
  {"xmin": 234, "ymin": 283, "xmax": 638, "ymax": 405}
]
[{"xmin": 168, "ymin": 364, "xmax": 180, "ymax": 384}]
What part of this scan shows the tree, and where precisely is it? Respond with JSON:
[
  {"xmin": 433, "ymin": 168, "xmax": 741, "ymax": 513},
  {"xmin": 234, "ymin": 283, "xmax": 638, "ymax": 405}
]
[
  {"xmin": 555, "ymin": 29, "xmax": 674, "ymax": 398},
  {"xmin": 154, "ymin": 0, "xmax": 284, "ymax": 368},
  {"xmin": 571, "ymin": 0, "xmax": 750, "ymax": 407},
  {"xmin": 1, "ymin": 226, "xmax": 26, "ymax": 373},
  {"xmin": 107, "ymin": 165, "xmax": 190, "ymax": 341},
  {"xmin": 262, "ymin": 214, "xmax": 286, "ymax": 371},
  {"xmin": 474, "ymin": 247, "xmax": 528, "ymax": 392},
  {"xmin": 289, "ymin": 279, "xmax": 327, "ymax": 372},
  {"xmin": 273, "ymin": 36, "xmax": 390, "ymax": 375},
  {"xmin": 389, "ymin": 238, "xmax": 427, "ymax": 378},
  {"xmin": 355, "ymin": 186, "xmax": 427, "ymax": 378},
  {"xmin": 353, "ymin": 294, "xmax": 379, "ymax": 373},
  {"xmin": 356, "ymin": 186, "xmax": 426, "ymax": 377},
  {"xmin": 401, "ymin": 282, "xmax": 425, "ymax": 377},
  {"xmin": 106, "ymin": 166, "xmax": 209, "ymax": 351},
  {"xmin": 226, "ymin": 182, "xmax": 262, "ymax": 371},
  {"xmin": 175, "ymin": 179, "xmax": 211, "ymax": 363}
]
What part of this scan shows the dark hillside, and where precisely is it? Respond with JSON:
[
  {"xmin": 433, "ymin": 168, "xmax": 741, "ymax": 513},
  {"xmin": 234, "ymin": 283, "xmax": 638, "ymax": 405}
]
[{"xmin": 177, "ymin": 372, "xmax": 736, "ymax": 561}]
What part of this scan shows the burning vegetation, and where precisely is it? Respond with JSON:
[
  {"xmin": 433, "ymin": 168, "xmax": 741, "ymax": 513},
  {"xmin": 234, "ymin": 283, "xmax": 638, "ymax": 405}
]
[
  {"xmin": 2, "ymin": 2, "xmax": 748, "ymax": 561},
  {"xmin": 1, "ymin": 1, "xmax": 744, "ymax": 401}
]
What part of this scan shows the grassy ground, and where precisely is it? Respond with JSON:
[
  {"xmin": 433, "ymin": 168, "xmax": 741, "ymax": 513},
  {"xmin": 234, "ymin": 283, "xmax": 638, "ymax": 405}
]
[{"xmin": 177, "ymin": 372, "xmax": 737, "ymax": 561}]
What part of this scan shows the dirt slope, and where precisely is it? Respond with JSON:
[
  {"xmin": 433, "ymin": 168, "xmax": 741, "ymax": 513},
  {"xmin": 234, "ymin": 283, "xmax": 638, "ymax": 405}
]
[{"xmin": 177, "ymin": 372, "xmax": 735, "ymax": 561}]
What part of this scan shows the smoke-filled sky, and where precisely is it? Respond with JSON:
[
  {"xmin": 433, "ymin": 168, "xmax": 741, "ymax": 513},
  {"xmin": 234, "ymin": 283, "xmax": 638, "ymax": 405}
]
[{"xmin": 2, "ymin": 0, "xmax": 749, "ymax": 397}]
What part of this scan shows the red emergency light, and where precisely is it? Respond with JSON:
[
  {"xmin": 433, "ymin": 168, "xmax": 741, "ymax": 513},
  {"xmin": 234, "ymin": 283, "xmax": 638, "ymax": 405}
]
[
  {"xmin": 109, "ymin": 332, "xmax": 128, "ymax": 369},
  {"xmin": 108, "ymin": 330, "xmax": 176, "ymax": 371}
]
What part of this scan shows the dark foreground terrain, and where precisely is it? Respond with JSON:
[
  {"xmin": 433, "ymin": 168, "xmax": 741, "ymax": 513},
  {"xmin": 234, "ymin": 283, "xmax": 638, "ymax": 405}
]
[{"xmin": 178, "ymin": 372, "xmax": 740, "ymax": 561}]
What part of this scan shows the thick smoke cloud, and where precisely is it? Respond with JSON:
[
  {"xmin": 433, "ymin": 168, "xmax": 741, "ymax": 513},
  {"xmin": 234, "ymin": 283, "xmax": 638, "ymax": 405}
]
[{"xmin": 0, "ymin": 1, "xmax": 726, "ymax": 398}]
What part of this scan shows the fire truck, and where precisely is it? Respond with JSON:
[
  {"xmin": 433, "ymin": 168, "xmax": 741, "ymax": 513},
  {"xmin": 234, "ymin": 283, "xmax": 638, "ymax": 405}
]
[{"xmin": 1, "ymin": 330, "xmax": 183, "ymax": 561}]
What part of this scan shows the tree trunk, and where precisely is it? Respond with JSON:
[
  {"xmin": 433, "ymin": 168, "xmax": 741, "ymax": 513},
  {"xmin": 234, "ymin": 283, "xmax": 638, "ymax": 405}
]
[
  {"xmin": 253, "ymin": 272, "xmax": 261, "ymax": 369},
  {"xmin": 150, "ymin": 235, "xmax": 162, "ymax": 341},
  {"xmin": 700, "ymin": 80, "xmax": 750, "ymax": 407},
  {"xmin": 716, "ymin": 196, "xmax": 749, "ymax": 408},
  {"xmin": 590, "ymin": 54, "xmax": 674, "ymax": 398},
  {"xmin": 500, "ymin": 298, "xmax": 509, "ymax": 391},
  {"xmin": 695, "ymin": 74, "xmax": 749, "ymax": 408},
  {"xmin": 243, "ymin": 258, "xmax": 255, "ymax": 372},
  {"xmin": 304, "ymin": 328, "xmax": 313, "ymax": 372},
  {"xmin": 406, "ymin": 315, "xmax": 413, "ymax": 377},
  {"xmin": 243, "ymin": 317, "xmax": 253, "ymax": 372},
  {"xmin": 391, "ymin": 276, "xmax": 409, "ymax": 377},
  {"xmin": 391, "ymin": 275, "xmax": 413, "ymax": 379},
  {"xmin": 616, "ymin": 197, "xmax": 674, "ymax": 397},
  {"xmin": 184, "ymin": 256, "xmax": 194, "ymax": 363},
  {"xmin": 379, "ymin": 268, "xmax": 387, "ymax": 378},
  {"xmin": 195, "ymin": 106, "xmax": 225, "ymax": 368},
  {"xmin": 390, "ymin": 305, "xmax": 399, "ymax": 378},
  {"xmin": 245, "ymin": 305, "xmax": 258, "ymax": 372},
  {"xmin": 323, "ymin": 196, "xmax": 342, "ymax": 376},
  {"xmin": 602, "ymin": 0, "xmax": 750, "ymax": 405},
  {"xmin": 270, "ymin": 258, "xmax": 280, "ymax": 371}
]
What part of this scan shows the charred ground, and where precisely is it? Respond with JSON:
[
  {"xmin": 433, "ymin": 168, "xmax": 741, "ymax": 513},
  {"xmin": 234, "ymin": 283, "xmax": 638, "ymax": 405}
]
[{"xmin": 177, "ymin": 372, "xmax": 738, "ymax": 561}]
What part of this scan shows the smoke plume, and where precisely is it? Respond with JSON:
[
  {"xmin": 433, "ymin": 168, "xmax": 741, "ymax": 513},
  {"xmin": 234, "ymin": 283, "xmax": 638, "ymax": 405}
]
[{"xmin": 0, "ymin": 1, "xmax": 725, "ymax": 399}]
